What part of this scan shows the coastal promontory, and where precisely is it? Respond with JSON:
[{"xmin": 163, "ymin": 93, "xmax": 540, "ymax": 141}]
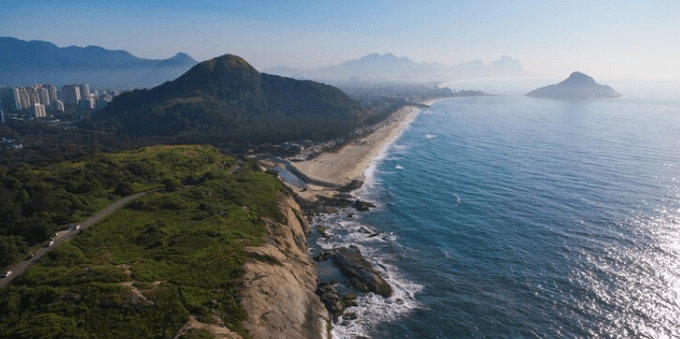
[
  {"xmin": 526, "ymin": 72, "xmax": 621, "ymax": 100},
  {"xmin": 90, "ymin": 54, "xmax": 369, "ymax": 144}
]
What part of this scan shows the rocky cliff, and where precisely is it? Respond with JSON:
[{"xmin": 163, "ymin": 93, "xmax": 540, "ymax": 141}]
[
  {"xmin": 175, "ymin": 194, "xmax": 329, "ymax": 339},
  {"xmin": 240, "ymin": 194, "xmax": 330, "ymax": 339}
]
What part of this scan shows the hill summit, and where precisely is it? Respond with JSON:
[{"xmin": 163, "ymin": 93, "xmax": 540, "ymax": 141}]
[
  {"xmin": 526, "ymin": 72, "xmax": 621, "ymax": 100},
  {"xmin": 91, "ymin": 54, "xmax": 369, "ymax": 144}
]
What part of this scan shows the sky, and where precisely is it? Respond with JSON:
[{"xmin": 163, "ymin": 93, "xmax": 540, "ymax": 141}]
[{"xmin": 1, "ymin": 0, "xmax": 679, "ymax": 81}]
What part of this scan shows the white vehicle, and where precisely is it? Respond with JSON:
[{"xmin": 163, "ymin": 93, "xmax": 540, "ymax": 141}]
[{"xmin": 3, "ymin": 271, "xmax": 11, "ymax": 278}]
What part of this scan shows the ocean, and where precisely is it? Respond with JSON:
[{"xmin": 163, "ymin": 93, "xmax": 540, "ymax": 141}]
[{"xmin": 311, "ymin": 81, "xmax": 680, "ymax": 338}]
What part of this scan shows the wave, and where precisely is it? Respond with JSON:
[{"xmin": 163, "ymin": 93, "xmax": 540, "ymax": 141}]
[
  {"xmin": 312, "ymin": 206, "xmax": 423, "ymax": 338},
  {"xmin": 332, "ymin": 260, "xmax": 423, "ymax": 338},
  {"xmin": 356, "ymin": 108, "xmax": 421, "ymax": 199},
  {"xmin": 310, "ymin": 106, "xmax": 425, "ymax": 338}
]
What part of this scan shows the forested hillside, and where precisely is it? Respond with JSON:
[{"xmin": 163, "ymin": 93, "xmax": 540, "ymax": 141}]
[{"xmin": 90, "ymin": 54, "xmax": 370, "ymax": 144}]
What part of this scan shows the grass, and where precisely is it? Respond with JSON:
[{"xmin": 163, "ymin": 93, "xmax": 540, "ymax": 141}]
[{"xmin": 0, "ymin": 145, "xmax": 285, "ymax": 338}]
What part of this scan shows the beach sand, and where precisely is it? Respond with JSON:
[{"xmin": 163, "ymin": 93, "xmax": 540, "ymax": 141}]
[{"xmin": 290, "ymin": 105, "xmax": 421, "ymax": 200}]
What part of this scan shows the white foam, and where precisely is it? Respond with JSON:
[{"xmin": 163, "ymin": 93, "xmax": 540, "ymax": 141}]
[
  {"xmin": 395, "ymin": 165, "xmax": 404, "ymax": 170},
  {"xmin": 312, "ymin": 107, "xmax": 425, "ymax": 338},
  {"xmin": 425, "ymin": 134, "xmax": 438, "ymax": 139},
  {"xmin": 331, "ymin": 256, "xmax": 424, "ymax": 338},
  {"xmin": 312, "ymin": 216, "xmax": 424, "ymax": 338},
  {"xmin": 356, "ymin": 108, "xmax": 421, "ymax": 199},
  {"xmin": 453, "ymin": 193, "xmax": 462, "ymax": 205}
]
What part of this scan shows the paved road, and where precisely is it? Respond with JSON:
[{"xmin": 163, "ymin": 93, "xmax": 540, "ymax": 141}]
[{"xmin": 0, "ymin": 189, "xmax": 160, "ymax": 288}]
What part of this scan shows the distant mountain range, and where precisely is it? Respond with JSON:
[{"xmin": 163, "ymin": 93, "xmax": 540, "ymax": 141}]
[
  {"xmin": 0, "ymin": 37, "xmax": 198, "ymax": 88},
  {"xmin": 265, "ymin": 53, "xmax": 524, "ymax": 83},
  {"xmin": 526, "ymin": 72, "xmax": 622, "ymax": 100},
  {"xmin": 89, "ymin": 54, "xmax": 370, "ymax": 144}
]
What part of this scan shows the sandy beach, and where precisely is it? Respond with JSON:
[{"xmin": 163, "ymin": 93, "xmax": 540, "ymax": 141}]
[{"xmin": 289, "ymin": 105, "xmax": 421, "ymax": 199}]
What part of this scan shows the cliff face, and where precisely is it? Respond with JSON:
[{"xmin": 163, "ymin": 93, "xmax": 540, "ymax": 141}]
[
  {"xmin": 240, "ymin": 194, "xmax": 329, "ymax": 339},
  {"xmin": 176, "ymin": 193, "xmax": 328, "ymax": 339}
]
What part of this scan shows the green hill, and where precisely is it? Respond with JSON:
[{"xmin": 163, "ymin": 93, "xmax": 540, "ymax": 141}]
[
  {"xmin": 0, "ymin": 145, "xmax": 287, "ymax": 338},
  {"xmin": 91, "ymin": 54, "xmax": 369, "ymax": 144}
]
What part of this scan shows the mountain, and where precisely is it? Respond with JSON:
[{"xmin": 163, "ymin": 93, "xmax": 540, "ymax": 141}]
[
  {"xmin": 526, "ymin": 72, "xmax": 622, "ymax": 100},
  {"xmin": 90, "ymin": 54, "xmax": 369, "ymax": 144},
  {"xmin": 0, "ymin": 37, "xmax": 198, "ymax": 87},
  {"xmin": 264, "ymin": 53, "xmax": 525, "ymax": 83}
]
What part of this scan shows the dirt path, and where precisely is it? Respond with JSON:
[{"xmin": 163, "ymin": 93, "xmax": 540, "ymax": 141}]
[{"xmin": 0, "ymin": 189, "xmax": 160, "ymax": 288}]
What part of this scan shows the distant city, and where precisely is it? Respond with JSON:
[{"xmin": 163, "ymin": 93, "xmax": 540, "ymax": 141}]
[{"xmin": 0, "ymin": 83, "xmax": 124, "ymax": 120}]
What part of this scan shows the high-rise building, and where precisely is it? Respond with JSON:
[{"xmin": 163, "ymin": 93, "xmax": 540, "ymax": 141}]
[
  {"xmin": 28, "ymin": 87, "xmax": 40, "ymax": 106},
  {"xmin": 38, "ymin": 87, "xmax": 50, "ymax": 107},
  {"xmin": 78, "ymin": 97, "xmax": 94, "ymax": 110},
  {"xmin": 0, "ymin": 87, "xmax": 22, "ymax": 111},
  {"xmin": 19, "ymin": 89, "xmax": 31, "ymax": 110},
  {"xmin": 52, "ymin": 100, "xmax": 65, "ymax": 112},
  {"xmin": 80, "ymin": 84, "xmax": 90, "ymax": 99},
  {"xmin": 31, "ymin": 104, "xmax": 46, "ymax": 118},
  {"xmin": 62, "ymin": 85, "xmax": 81, "ymax": 105},
  {"xmin": 47, "ymin": 85, "xmax": 58, "ymax": 102}
]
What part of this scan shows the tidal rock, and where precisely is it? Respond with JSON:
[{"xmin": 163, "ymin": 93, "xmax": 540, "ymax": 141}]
[
  {"xmin": 340, "ymin": 179, "xmax": 364, "ymax": 192},
  {"xmin": 353, "ymin": 199, "xmax": 376, "ymax": 212},
  {"xmin": 343, "ymin": 312, "xmax": 358, "ymax": 320},
  {"xmin": 332, "ymin": 246, "xmax": 392, "ymax": 297},
  {"xmin": 316, "ymin": 282, "xmax": 345, "ymax": 321},
  {"xmin": 313, "ymin": 251, "xmax": 333, "ymax": 262}
]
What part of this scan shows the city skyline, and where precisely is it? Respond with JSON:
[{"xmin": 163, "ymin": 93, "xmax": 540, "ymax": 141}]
[{"xmin": 2, "ymin": 0, "xmax": 679, "ymax": 81}]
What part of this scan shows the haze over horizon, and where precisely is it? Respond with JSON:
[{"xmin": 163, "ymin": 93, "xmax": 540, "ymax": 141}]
[{"xmin": 2, "ymin": 0, "xmax": 679, "ymax": 81}]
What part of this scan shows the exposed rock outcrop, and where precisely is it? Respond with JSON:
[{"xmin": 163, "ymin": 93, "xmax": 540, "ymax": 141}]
[
  {"xmin": 239, "ymin": 194, "xmax": 330, "ymax": 339},
  {"xmin": 332, "ymin": 246, "xmax": 393, "ymax": 298},
  {"xmin": 526, "ymin": 72, "xmax": 622, "ymax": 100},
  {"xmin": 353, "ymin": 199, "xmax": 376, "ymax": 212}
]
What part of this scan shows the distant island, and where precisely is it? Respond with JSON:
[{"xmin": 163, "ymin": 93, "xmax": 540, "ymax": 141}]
[{"xmin": 526, "ymin": 72, "xmax": 621, "ymax": 100}]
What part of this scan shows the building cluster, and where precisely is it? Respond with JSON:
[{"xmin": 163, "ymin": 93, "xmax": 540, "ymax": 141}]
[{"xmin": 0, "ymin": 84, "xmax": 120, "ymax": 119}]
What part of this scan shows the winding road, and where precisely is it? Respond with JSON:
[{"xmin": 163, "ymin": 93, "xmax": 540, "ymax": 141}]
[{"xmin": 0, "ymin": 189, "xmax": 160, "ymax": 288}]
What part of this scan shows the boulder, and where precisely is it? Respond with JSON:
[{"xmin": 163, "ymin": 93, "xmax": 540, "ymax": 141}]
[
  {"xmin": 316, "ymin": 282, "xmax": 345, "ymax": 321},
  {"xmin": 353, "ymin": 199, "xmax": 376, "ymax": 212},
  {"xmin": 332, "ymin": 246, "xmax": 392, "ymax": 297}
]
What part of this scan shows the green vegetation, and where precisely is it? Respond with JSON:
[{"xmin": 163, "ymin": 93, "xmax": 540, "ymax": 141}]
[
  {"xmin": 0, "ymin": 145, "xmax": 230, "ymax": 270},
  {"xmin": 0, "ymin": 145, "xmax": 287, "ymax": 338},
  {"xmin": 89, "ymin": 54, "xmax": 371, "ymax": 144}
]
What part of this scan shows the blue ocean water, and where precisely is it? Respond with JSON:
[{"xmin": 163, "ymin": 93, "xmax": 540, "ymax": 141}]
[{"xmin": 314, "ymin": 89, "xmax": 680, "ymax": 338}]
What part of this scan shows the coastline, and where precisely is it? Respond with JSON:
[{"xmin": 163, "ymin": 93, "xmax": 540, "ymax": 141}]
[
  {"xmin": 289, "ymin": 104, "xmax": 423, "ymax": 200},
  {"xmin": 286, "ymin": 102, "xmax": 436, "ymax": 338}
]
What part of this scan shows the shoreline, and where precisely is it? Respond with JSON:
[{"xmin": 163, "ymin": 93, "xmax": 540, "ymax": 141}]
[
  {"xmin": 288, "ymin": 101, "xmax": 439, "ymax": 337},
  {"xmin": 288, "ymin": 104, "xmax": 424, "ymax": 200}
]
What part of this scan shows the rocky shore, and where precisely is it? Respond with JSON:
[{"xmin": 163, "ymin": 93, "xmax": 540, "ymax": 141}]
[
  {"xmin": 238, "ymin": 194, "xmax": 330, "ymax": 339},
  {"xmin": 207, "ymin": 189, "xmax": 393, "ymax": 339},
  {"xmin": 239, "ymin": 105, "xmax": 424, "ymax": 337}
]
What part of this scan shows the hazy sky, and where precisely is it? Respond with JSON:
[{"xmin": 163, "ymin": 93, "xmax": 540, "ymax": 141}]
[{"xmin": 2, "ymin": 0, "xmax": 679, "ymax": 80}]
